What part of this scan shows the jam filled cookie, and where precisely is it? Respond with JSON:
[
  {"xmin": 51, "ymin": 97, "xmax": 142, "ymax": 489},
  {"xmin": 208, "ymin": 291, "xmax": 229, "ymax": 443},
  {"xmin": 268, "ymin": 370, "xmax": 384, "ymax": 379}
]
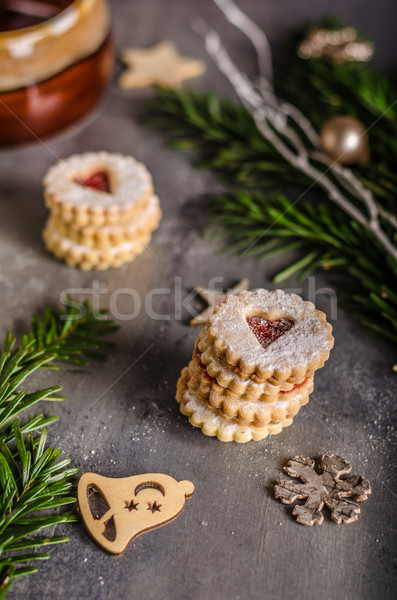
[
  {"xmin": 176, "ymin": 367, "xmax": 293, "ymax": 443},
  {"xmin": 44, "ymin": 152, "xmax": 154, "ymax": 226},
  {"xmin": 43, "ymin": 223, "xmax": 152, "ymax": 271},
  {"xmin": 175, "ymin": 288, "xmax": 333, "ymax": 442},
  {"xmin": 206, "ymin": 289, "xmax": 333, "ymax": 382},
  {"xmin": 47, "ymin": 195, "xmax": 161, "ymax": 250},
  {"xmin": 186, "ymin": 360, "xmax": 313, "ymax": 425},
  {"xmin": 195, "ymin": 329, "xmax": 311, "ymax": 398},
  {"xmin": 42, "ymin": 152, "xmax": 161, "ymax": 270}
]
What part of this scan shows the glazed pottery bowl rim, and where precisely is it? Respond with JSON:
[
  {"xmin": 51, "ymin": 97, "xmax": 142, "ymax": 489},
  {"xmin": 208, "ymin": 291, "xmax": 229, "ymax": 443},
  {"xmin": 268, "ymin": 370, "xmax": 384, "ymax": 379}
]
[{"xmin": 0, "ymin": 0, "xmax": 90, "ymax": 40}]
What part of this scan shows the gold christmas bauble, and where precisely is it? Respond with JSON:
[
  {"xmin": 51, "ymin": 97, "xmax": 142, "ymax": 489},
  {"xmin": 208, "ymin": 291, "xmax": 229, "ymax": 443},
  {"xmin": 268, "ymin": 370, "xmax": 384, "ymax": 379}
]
[{"xmin": 319, "ymin": 116, "xmax": 369, "ymax": 165}]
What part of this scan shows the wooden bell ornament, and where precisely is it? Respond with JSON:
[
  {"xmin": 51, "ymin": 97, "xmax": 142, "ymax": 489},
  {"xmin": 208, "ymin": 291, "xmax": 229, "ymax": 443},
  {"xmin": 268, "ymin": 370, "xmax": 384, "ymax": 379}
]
[{"xmin": 77, "ymin": 472, "xmax": 194, "ymax": 554}]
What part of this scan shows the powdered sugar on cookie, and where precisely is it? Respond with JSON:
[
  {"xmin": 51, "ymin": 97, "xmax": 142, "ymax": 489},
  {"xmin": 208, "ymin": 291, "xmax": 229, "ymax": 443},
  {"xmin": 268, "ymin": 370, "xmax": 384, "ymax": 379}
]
[
  {"xmin": 42, "ymin": 152, "xmax": 161, "ymax": 270},
  {"xmin": 176, "ymin": 288, "xmax": 333, "ymax": 442},
  {"xmin": 44, "ymin": 152, "xmax": 153, "ymax": 210},
  {"xmin": 207, "ymin": 289, "xmax": 334, "ymax": 381}
]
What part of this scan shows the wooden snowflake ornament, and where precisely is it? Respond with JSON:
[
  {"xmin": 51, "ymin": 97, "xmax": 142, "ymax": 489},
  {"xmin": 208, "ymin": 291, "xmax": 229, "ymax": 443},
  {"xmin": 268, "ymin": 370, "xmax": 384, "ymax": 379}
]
[{"xmin": 274, "ymin": 454, "xmax": 371, "ymax": 526}]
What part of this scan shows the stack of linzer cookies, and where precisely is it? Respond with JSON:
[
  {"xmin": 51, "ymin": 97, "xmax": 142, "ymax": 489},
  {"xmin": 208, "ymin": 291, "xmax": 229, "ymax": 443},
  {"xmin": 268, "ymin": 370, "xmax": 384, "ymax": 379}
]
[
  {"xmin": 43, "ymin": 152, "xmax": 161, "ymax": 270},
  {"xmin": 177, "ymin": 289, "xmax": 334, "ymax": 443}
]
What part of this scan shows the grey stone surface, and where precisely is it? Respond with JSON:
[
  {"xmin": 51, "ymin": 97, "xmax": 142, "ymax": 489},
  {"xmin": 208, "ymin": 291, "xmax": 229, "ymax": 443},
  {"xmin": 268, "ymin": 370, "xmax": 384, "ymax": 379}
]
[{"xmin": 1, "ymin": 1, "xmax": 396, "ymax": 599}]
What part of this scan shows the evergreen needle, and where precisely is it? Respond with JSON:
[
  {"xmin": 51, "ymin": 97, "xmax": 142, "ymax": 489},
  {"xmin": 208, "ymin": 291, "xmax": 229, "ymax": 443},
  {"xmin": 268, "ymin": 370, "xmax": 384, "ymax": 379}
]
[
  {"xmin": 144, "ymin": 60, "xmax": 397, "ymax": 349},
  {"xmin": 0, "ymin": 298, "xmax": 118, "ymax": 595}
]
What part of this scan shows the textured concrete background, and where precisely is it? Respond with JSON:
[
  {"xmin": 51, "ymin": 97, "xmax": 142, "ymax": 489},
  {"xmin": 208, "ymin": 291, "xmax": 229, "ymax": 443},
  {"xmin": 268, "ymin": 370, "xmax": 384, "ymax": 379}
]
[{"xmin": 1, "ymin": 1, "xmax": 396, "ymax": 599}]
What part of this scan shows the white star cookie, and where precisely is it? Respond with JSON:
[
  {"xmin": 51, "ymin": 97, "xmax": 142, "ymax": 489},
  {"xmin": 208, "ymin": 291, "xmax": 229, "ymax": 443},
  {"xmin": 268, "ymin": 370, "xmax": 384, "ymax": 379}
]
[
  {"xmin": 190, "ymin": 279, "xmax": 249, "ymax": 326},
  {"xmin": 119, "ymin": 41, "xmax": 206, "ymax": 89}
]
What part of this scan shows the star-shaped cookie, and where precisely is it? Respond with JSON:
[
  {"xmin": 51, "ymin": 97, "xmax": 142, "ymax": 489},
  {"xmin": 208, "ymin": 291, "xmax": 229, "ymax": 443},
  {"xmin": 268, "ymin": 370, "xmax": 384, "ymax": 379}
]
[
  {"xmin": 190, "ymin": 279, "xmax": 250, "ymax": 326},
  {"xmin": 119, "ymin": 41, "xmax": 206, "ymax": 89}
]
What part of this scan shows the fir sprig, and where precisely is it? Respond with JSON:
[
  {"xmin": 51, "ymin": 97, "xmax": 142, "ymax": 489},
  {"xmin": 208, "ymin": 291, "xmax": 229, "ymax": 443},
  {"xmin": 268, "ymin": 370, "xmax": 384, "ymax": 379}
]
[
  {"xmin": 211, "ymin": 191, "xmax": 397, "ymax": 343},
  {"xmin": 0, "ymin": 298, "xmax": 118, "ymax": 436},
  {"xmin": 0, "ymin": 298, "xmax": 118, "ymax": 595},
  {"xmin": 277, "ymin": 29, "xmax": 397, "ymax": 212},
  {"xmin": 145, "ymin": 85, "xmax": 396, "ymax": 212},
  {"xmin": 0, "ymin": 422, "xmax": 78, "ymax": 596},
  {"xmin": 144, "ymin": 87, "xmax": 397, "ymax": 347},
  {"xmin": 22, "ymin": 298, "xmax": 118, "ymax": 363},
  {"xmin": 145, "ymin": 88, "xmax": 307, "ymax": 189}
]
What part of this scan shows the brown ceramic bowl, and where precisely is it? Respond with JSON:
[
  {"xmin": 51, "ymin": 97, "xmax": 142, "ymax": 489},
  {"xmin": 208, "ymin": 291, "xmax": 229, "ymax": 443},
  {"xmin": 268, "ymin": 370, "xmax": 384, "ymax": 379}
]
[{"xmin": 0, "ymin": 0, "xmax": 114, "ymax": 146}]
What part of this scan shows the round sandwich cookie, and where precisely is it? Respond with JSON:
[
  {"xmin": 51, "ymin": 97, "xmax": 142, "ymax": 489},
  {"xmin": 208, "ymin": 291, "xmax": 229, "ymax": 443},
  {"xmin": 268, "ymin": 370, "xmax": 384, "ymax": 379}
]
[
  {"xmin": 195, "ymin": 329, "xmax": 312, "ymax": 398},
  {"xmin": 48, "ymin": 194, "xmax": 162, "ymax": 250},
  {"xmin": 44, "ymin": 152, "xmax": 154, "ymax": 227},
  {"xmin": 176, "ymin": 367, "xmax": 293, "ymax": 443},
  {"xmin": 42, "ymin": 152, "xmax": 161, "ymax": 270},
  {"xmin": 186, "ymin": 360, "xmax": 313, "ymax": 425},
  {"xmin": 206, "ymin": 289, "xmax": 334, "ymax": 382},
  {"xmin": 43, "ymin": 223, "xmax": 151, "ymax": 271},
  {"xmin": 175, "ymin": 287, "xmax": 333, "ymax": 442}
]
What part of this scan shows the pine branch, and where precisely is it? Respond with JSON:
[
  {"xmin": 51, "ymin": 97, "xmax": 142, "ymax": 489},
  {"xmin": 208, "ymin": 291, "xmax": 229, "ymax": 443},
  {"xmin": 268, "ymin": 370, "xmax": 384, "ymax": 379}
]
[
  {"xmin": 211, "ymin": 191, "xmax": 397, "ymax": 343},
  {"xmin": 276, "ymin": 20, "xmax": 397, "ymax": 212},
  {"xmin": 0, "ymin": 298, "xmax": 118, "ymax": 595},
  {"xmin": 0, "ymin": 423, "xmax": 78, "ymax": 593},
  {"xmin": 22, "ymin": 297, "xmax": 119, "ymax": 364},
  {"xmin": 0, "ymin": 297, "xmax": 118, "ymax": 435},
  {"xmin": 144, "ymin": 88, "xmax": 308, "ymax": 189},
  {"xmin": 144, "ymin": 88, "xmax": 397, "ymax": 346},
  {"xmin": 145, "ymin": 87, "xmax": 396, "ymax": 216}
]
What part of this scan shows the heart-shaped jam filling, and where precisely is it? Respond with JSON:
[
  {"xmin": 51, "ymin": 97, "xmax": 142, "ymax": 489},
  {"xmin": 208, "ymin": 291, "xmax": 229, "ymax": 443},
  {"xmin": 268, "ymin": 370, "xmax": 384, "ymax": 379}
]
[
  {"xmin": 246, "ymin": 315, "xmax": 293, "ymax": 348},
  {"xmin": 75, "ymin": 170, "xmax": 111, "ymax": 193}
]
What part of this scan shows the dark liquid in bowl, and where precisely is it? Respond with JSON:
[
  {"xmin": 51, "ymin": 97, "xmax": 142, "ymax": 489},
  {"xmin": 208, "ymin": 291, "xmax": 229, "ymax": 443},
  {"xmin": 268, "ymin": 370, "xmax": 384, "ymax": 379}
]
[{"xmin": 0, "ymin": 0, "xmax": 73, "ymax": 31}]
